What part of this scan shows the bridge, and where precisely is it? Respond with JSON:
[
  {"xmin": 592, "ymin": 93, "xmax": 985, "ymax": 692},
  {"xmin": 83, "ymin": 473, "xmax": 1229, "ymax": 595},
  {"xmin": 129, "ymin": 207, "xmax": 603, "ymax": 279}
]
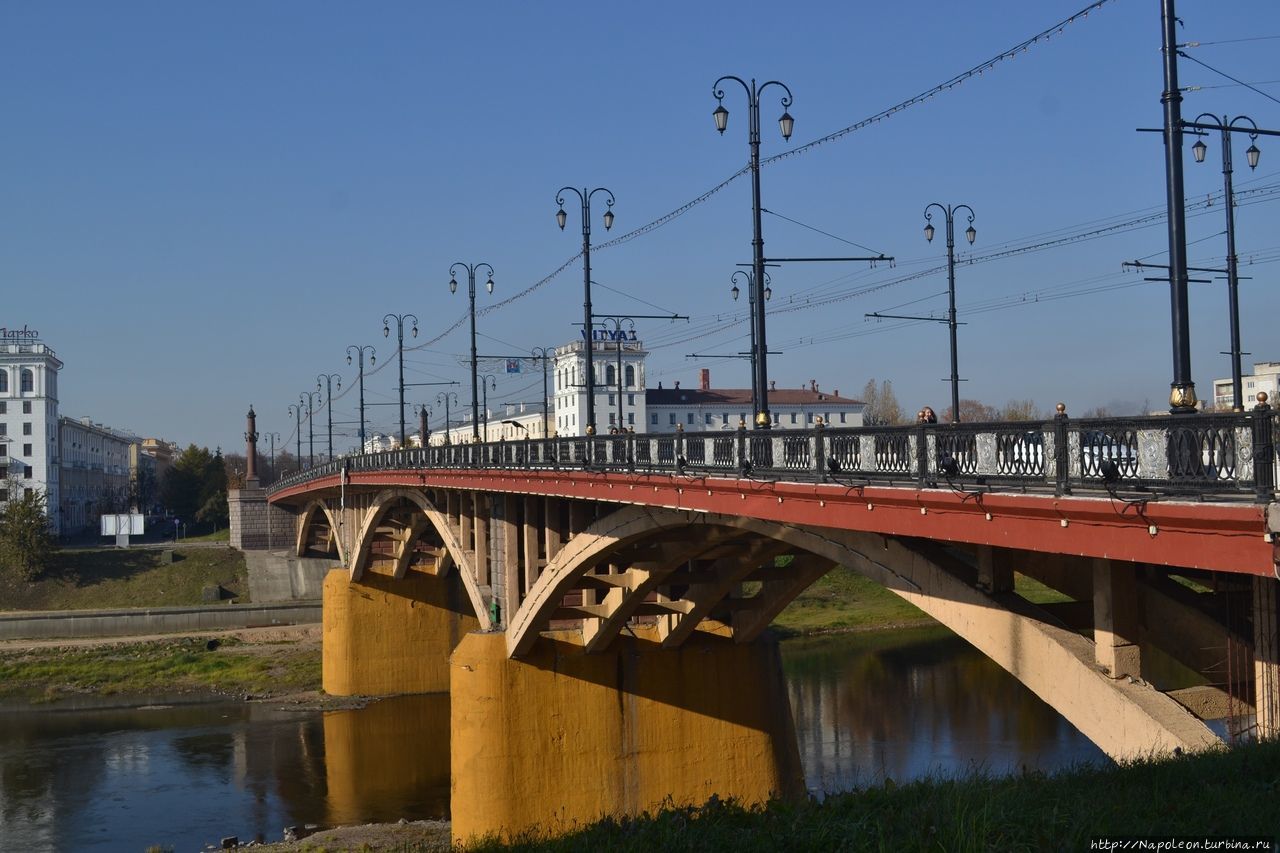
[{"xmin": 237, "ymin": 406, "xmax": 1280, "ymax": 842}]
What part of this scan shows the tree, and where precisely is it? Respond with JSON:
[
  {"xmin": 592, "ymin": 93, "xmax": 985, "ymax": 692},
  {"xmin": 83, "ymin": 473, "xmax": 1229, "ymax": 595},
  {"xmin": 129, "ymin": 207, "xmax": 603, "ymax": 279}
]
[
  {"xmin": 196, "ymin": 448, "xmax": 229, "ymax": 526},
  {"xmin": 0, "ymin": 482, "xmax": 57, "ymax": 582},
  {"xmin": 160, "ymin": 444, "xmax": 213, "ymax": 521},
  {"xmin": 942, "ymin": 399, "xmax": 1000, "ymax": 423},
  {"xmin": 999, "ymin": 399, "xmax": 1040, "ymax": 421},
  {"xmin": 861, "ymin": 378, "xmax": 905, "ymax": 426}
]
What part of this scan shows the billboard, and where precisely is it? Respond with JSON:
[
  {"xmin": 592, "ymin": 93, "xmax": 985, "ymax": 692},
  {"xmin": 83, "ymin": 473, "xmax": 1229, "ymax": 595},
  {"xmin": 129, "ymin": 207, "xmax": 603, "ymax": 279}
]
[{"xmin": 101, "ymin": 514, "xmax": 145, "ymax": 536}]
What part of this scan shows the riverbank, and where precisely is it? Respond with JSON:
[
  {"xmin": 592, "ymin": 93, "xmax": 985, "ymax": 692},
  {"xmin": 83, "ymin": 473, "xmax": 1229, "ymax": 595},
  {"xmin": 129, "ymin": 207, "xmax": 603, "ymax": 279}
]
[
  {"xmin": 0, "ymin": 545, "xmax": 249, "ymax": 612},
  {"xmin": 0, "ymin": 624, "xmax": 321, "ymax": 704}
]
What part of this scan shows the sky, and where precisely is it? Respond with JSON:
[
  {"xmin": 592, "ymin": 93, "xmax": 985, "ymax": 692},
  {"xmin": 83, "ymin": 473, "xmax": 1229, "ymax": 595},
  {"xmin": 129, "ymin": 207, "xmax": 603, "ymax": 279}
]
[{"xmin": 3, "ymin": 0, "xmax": 1279, "ymax": 454}]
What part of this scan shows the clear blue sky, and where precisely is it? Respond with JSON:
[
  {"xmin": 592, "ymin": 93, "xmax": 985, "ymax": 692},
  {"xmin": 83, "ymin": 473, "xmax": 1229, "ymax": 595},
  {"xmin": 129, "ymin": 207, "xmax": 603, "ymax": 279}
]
[{"xmin": 3, "ymin": 1, "xmax": 1278, "ymax": 453}]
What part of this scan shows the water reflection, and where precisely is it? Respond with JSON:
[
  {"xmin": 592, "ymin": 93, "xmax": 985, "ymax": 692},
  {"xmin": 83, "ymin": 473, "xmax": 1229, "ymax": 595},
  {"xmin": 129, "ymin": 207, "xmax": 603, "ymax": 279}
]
[
  {"xmin": 782, "ymin": 627, "xmax": 1105, "ymax": 793},
  {"xmin": 0, "ymin": 631, "xmax": 1109, "ymax": 850},
  {"xmin": 0, "ymin": 695, "xmax": 450, "ymax": 852}
]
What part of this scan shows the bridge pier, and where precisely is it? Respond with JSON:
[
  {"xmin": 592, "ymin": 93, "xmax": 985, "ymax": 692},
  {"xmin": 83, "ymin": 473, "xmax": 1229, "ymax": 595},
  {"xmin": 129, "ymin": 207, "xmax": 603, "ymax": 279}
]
[
  {"xmin": 322, "ymin": 568, "xmax": 479, "ymax": 696},
  {"xmin": 1093, "ymin": 558, "xmax": 1141, "ymax": 679},
  {"xmin": 449, "ymin": 626, "xmax": 803, "ymax": 844},
  {"xmin": 1258, "ymin": 576, "xmax": 1280, "ymax": 739}
]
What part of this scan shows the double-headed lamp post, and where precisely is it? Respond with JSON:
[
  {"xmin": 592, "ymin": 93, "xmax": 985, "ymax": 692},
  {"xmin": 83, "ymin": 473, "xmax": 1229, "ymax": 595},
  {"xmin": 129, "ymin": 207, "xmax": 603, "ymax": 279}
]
[
  {"xmin": 924, "ymin": 203, "xmax": 976, "ymax": 424},
  {"xmin": 449, "ymin": 262, "xmax": 495, "ymax": 442},
  {"xmin": 436, "ymin": 391, "xmax": 458, "ymax": 445},
  {"xmin": 382, "ymin": 314, "xmax": 418, "ymax": 448},
  {"xmin": 316, "ymin": 372, "xmax": 341, "ymax": 461},
  {"xmin": 556, "ymin": 186, "xmax": 615, "ymax": 436},
  {"xmin": 1191, "ymin": 114, "xmax": 1263, "ymax": 412},
  {"xmin": 530, "ymin": 346, "xmax": 553, "ymax": 439},
  {"xmin": 299, "ymin": 390, "xmax": 322, "ymax": 468},
  {"xmin": 346, "ymin": 345, "xmax": 375, "ymax": 452},
  {"xmin": 731, "ymin": 269, "xmax": 771, "ymax": 416},
  {"xmin": 713, "ymin": 74, "xmax": 793, "ymax": 429},
  {"xmin": 287, "ymin": 403, "xmax": 303, "ymax": 468}
]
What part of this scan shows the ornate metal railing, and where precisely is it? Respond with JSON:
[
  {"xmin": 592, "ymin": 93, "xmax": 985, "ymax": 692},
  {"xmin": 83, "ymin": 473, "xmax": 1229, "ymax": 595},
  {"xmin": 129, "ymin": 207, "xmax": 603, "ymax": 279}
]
[{"xmin": 268, "ymin": 409, "xmax": 1278, "ymax": 502}]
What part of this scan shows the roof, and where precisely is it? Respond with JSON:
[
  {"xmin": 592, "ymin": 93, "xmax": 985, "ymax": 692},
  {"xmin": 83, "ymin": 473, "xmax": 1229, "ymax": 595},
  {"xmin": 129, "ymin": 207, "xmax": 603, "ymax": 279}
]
[{"xmin": 646, "ymin": 387, "xmax": 863, "ymax": 407}]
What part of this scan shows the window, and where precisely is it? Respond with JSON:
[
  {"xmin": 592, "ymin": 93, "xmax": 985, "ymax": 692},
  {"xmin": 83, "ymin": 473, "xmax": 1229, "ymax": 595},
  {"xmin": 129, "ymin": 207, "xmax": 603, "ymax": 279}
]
[
  {"xmin": 22, "ymin": 401, "xmax": 31, "ymax": 414},
  {"xmin": 0, "ymin": 402, "xmax": 5, "ymax": 414},
  {"xmin": 686, "ymin": 412, "xmax": 694, "ymax": 424},
  {"xmin": 0, "ymin": 373, "xmax": 6, "ymax": 393},
  {"xmin": 608, "ymin": 393, "xmax": 615, "ymax": 406},
  {"xmin": 24, "ymin": 487, "xmax": 32, "ymax": 499},
  {"xmin": 0, "ymin": 446, "xmax": 6, "ymax": 456},
  {"xmin": 628, "ymin": 413, "xmax": 634, "ymax": 425},
  {"xmin": 840, "ymin": 412, "xmax": 847, "ymax": 424},
  {"xmin": 721, "ymin": 412, "xmax": 728, "ymax": 424},
  {"xmin": 0, "ymin": 423, "xmax": 5, "ymax": 435},
  {"xmin": 20, "ymin": 370, "xmax": 33, "ymax": 393},
  {"xmin": 628, "ymin": 394, "xmax": 635, "ymax": 406},
  {"xmin": 0, "ymin": 489, "xmax": 6, "ymax": 502},
  {"xmin": 625, "ymin": 365, "xmax": 635, "ymax": 387},
  {"xmin": 22, "ymin": 422, "xmax": 31, "ymax": 436},
  {"xmin": 790, "ymin": 413, "xmax": 797, "ymax": 424},
  {"xmin": 668, "ymin": 414, "xmax": 676, "ymax": 425},
  {"xmin": 609, "ymin": 413, "xmax": 616, "ymax": 424},
  {"xmin": 807, "ymin": 412, "xmax": 815, "ymax": 423},
  {"xmin": 605, "ymin": 364, "xmax": 616, "ymax": 385},
  {"xmin": 651, "ymin": 413, "xmax": 658, "ymax": 425},
  {"xmin": 23, "ymin": 465, "xmax": 32, "ymax": 479},
  {"xmin": 23, "ymin": 444, "xmax": 31, "ymax": 456}
]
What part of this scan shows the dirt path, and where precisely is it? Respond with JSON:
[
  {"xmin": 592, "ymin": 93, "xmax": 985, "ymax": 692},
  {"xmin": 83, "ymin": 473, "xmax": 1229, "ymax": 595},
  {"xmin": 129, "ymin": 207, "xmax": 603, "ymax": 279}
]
[{"xmin": 0, "ymin": 622, "xmax": 321, "ymax": 652}]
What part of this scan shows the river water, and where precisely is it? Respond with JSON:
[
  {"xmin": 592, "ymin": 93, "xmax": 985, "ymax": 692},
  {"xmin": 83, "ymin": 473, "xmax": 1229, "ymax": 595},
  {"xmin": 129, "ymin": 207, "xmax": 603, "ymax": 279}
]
[{"xmin": 0, "ymin": 628, "xmax": 1104, "ymax": 851}]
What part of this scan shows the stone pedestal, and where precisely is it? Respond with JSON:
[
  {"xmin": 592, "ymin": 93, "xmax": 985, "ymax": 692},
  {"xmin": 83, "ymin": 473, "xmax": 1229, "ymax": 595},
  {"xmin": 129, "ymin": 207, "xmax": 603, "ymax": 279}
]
[{"xmin": 228, "ymin": 487, "xmax": 294, "ymax": 551}]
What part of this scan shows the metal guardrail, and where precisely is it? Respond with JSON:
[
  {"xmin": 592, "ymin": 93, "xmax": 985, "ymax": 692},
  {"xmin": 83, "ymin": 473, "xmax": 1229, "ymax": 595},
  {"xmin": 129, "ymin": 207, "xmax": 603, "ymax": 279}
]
[{"xmin": 267, "ymin": 409, "xmax": 1278, "ymax": 502}]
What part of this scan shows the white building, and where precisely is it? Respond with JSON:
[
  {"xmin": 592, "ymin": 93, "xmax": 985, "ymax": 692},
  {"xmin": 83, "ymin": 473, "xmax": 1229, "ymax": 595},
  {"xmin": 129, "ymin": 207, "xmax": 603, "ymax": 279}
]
[
  {"xmin": 553, "ymin": 331, "xmax": 647, "ymax": 436},
  {"xmin": 1213, "ymin": 361, "xmax": 1280, "ymax": 411},
  {"xmin": 0, "ymin": 328, "xmax": 62, "ymax": 532},
  {"xmin": 646, "ymin": 373, "xmax": 864, "ymax": 431}
]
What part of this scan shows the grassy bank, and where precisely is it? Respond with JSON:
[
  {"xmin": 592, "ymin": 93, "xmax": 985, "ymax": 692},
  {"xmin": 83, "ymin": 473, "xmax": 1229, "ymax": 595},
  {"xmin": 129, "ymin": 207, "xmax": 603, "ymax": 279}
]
[
  {"xmin": 0, "ymin": 546, "xmax": 248, "ymax": 612},
  {"xmin": 461, "ymin": 740, "xmax": 1280, "ymax": 852},
  {"xmin": 0, "ymin": 634, "xmax": 320, "ymax": 701}
]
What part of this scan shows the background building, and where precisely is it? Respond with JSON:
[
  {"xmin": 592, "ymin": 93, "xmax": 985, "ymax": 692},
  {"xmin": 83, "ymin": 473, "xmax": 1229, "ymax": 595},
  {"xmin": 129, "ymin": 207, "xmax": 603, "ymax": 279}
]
[
  {"xmin": 646, "ymin": 372, "xmax": 864, "ymax": 431},
  {"xmin": 1213, "ymin": 361, "xmax": 1280, "ymax": 411},
  {"xmin": 58, "ymin": 417, "xmax": 140, "ymax": 535},
  {"xmin": 0, "ymin": 330, "xmax": 62, "ymax": 531}
]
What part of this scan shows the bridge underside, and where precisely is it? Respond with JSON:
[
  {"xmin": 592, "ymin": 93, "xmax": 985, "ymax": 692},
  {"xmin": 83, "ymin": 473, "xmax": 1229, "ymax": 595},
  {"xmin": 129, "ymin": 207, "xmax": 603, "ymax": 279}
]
[{"xmin": 273, "ymin": 478, "xmax": 1280, "ymax": 842}]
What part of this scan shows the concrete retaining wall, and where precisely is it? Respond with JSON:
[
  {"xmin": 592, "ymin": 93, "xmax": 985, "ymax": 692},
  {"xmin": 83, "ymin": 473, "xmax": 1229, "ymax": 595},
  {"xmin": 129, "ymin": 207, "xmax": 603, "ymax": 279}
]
[
  {"xmin": 0, "ymin": 601, "xmax": 321, "ymax": 641},
  {"xmin": 244, "ymin": 550, "xmax": 338, "ymax": 602}
]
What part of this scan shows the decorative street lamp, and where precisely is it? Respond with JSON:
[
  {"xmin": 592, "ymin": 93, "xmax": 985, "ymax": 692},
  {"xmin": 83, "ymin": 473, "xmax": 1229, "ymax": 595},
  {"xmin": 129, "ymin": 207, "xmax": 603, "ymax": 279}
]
[
  {"xmin": 449, "ymin": 262, "xmax": 495, "ymax": 442},
  {"xmin": 317, "ymin": 372, "xmax": 342, "ymax": 461},
  {"xmin": 287, "ymin": 403, "xmax": 303, "ymax": 468},
  {"xmin": 530, "ymin": 346, "xmax": 554, "ymax": 439},
  {"xmin": 346, "ymin": 345, "xmax": 376, "ymax": 451},
  {"xmin": 299, "ymin": 390, "xmax": 322, "ymax": 467},
  {"xmin": 731, "ymin": 269, "xmax": 771, "ymax": 416},
  {"xmin": 264, "ymin": 431, "xmax": 281, "ymax": 483},
  {"xmin": 479, "ymin": 374, "xmax": 498, "ymax": 441},
  {"xmin": 713, "ymin": 74, "xmax": 793, "ymax": 428},
  {"xmin": 436, "ymin": 391, "xmax": 458, "ymax": 445},
  {"xmin": 1190, "ymin": 113, "xmax": 1271, "ymax": 411},
  {"xmin": 556, "ymin": 186, "xmax": 616, "ymax": 436},
  {"xmin": 382, "ymin": 314, "xmax": 418, "ymax": 448},
  {"xmin": 923, "ymin": 203, "xmax": 977, "ymax": 424}
]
